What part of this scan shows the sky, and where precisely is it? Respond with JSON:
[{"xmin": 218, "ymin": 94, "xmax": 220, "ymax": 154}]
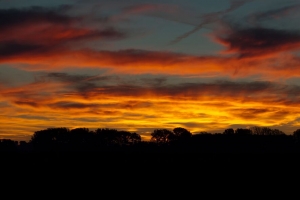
[{"xmin": 1, "ymin": 0, "xmax": 300, "ymax": 141}]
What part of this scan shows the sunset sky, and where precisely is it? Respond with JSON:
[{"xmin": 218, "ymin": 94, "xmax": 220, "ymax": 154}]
[{"xmin": 1, "ymin": 0, "xmax": 300, "ymax": 141}]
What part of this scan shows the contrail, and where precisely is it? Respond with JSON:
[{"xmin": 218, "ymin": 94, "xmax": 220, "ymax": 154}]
[{"xmin": 169, "ymin": 0, "xmax": 253, "ymax": 45}]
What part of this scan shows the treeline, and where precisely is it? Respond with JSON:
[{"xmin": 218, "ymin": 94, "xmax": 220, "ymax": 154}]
[{"xmin": 2, "ymin": 126, "xmax": 300, "ymax": 153}]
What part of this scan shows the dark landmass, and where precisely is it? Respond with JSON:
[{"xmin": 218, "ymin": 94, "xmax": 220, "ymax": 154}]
[
  {"xmin": 2, "ymin": 127, "xmax": 300, "ymax": 153},
  {"xmin": 1, "ymin": 127, "xmax": 300, "ymax": 166}
]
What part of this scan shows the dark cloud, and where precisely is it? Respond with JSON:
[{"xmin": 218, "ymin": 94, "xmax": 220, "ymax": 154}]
[
  {"xmin": 45, "ymin": 73, "xmax": 100, "ymax": 83},
  {"xmin": 49, "ymin": 101, "xmax": 96, "ymax": 110},
  {"xmin": 213, "ymin": 2, "xmax": 300, "ymax": 58},
  {"xmin": 44, "ymin": 72, "xmax": 115, "ymax": 85},
  {"xmin": 6, "ymin": 71, "xmax": 300, "ymax": 105},
  {"xmin": 118, "ymin": 100, "xmax": 153, "ymax": 110},
  {"xmin": 37, "ymin": 73, "xmax": 102, "ymax": 93},
  {"xmin": 140, "ymin": 77, "xmax": 167, "ymax": 86},
  {"xmin": 229, "ymin": 108, "xmax": 292, "ymax": 121},
  {"xmin": 37, "ymin": 72, "xmax": 128, "ymax": 95},
  {"xmin": 216, "ymin": 27, "xmax": 300, "ymax": 58},
  {"xmin": 0, "ymin": 42, "xmax": 43, "ymax": 57},
  {"xmin": 155, "ymin": 80, "xmax": 276, "ymax": 97},
  {"xmin": 0, "ymin": 28, "xmax": 126, "ymax": 58},
  {"xmin": 94, "ymin": 27, "xmax": 126, "ymax": 39},
  {"xmin": 0, "ymin": 6, "xmax": 73, "ymax": 30},
  {"xmin": 270, "ymin": 110, "xmax": 291, "ymax": 119},
  {"xmin": 16, "ymin": 115, "xmax": 51, "ymax": 121},
  {"xmin": 230, "ymin": 108, "xmax": 271, "ymax": 119},
  {"xmin": 69, "ymin": 79, "xmax": 300, "ymax": 104},
  {"xmin": 13, "ymin": 100, "xmax": 40, "ymax": 107},
  {"xmin": 5, "ymin": 77, "xmax": 300, "ymax": 127},
  {"xmin": 93, "ymin": 49, "xmax": 194, "ymax": 65}
]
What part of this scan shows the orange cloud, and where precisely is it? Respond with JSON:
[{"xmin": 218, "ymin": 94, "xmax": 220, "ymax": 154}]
[
  {"xmin": 2, "ymin": 48, "xmax": 300, "ymax": 80},
  {"xmin": 1, "ymin": 76, "xmax": 300, "ymax": 141}
]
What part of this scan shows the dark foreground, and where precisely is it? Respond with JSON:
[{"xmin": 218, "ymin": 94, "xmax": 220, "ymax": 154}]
[{"xmin": 2, "ymin": 131, "xmax": 300, "ymax": 168}]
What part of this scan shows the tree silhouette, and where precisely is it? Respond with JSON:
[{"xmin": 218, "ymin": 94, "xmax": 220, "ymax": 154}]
[
  {"xmin": 3, "ymin": 125, "xmax": 300, "ymax": 153},
  {"xmin": 151, "ymin": 129, "xmax": 175, "ymax": 143},
  {"xmin": 31, "ymin": 127, "xmax": 70, "ymax": 143},
  {"xmin": 30, "ymin": 127, "xmax": 70, "ymax": 151},
  {"xmin": 0, "ymin": 139, "xmax": 18, "ymax": 151},
  {"xmin": 293, "ymin": 129, "xmax": 300, "ymax": 143},
  {"xmin": 95, "ymin": 128, "xmax": 141, "ymax": 146},
  {"xmin": 235, "ymin": 128, "xmax": 252, "ymax": 135},
  {"xmin": 250, "ymin": 126, "xmax": 286, "ymax": 135},
  {"xmin": 113, "ymin": 131, "xmax": 141, "ymax": 145},
  {"xmin": 173, "ymin": 127, "xmax": 192, "ymax": 140},
  {"xmin": 270, "ymin": 129, "xmax": 285, "ymax": 136},
  {"xmin": 223, "ymin": 128, "xmax": 234, "ymax": 135},
  {"xmin": 70, "ymin": 128, "xmax": 93, "ymax": 142},
  {"xmin": 126, "ymin": 132, "xmax": 142, "ymax": 144},
  {"xmin": 95, "ymin": 128, "xmax": 118, "ymax": 146}
]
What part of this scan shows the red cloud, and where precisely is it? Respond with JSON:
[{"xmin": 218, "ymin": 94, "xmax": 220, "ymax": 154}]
[{"xmin": 0, "ymin": 6, "xmax": 126, "ymax": 59}]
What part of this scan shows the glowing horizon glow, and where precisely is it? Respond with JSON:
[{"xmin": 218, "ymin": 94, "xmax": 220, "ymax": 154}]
[{"xmin": 1, "ymin": 0, "xmax": 300, "ymax": 141}]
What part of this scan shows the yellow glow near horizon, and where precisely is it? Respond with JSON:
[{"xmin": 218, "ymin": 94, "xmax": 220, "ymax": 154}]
[{"xmin": 1, "ymin": 91, "xmax": 300, "ymax": 141}]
